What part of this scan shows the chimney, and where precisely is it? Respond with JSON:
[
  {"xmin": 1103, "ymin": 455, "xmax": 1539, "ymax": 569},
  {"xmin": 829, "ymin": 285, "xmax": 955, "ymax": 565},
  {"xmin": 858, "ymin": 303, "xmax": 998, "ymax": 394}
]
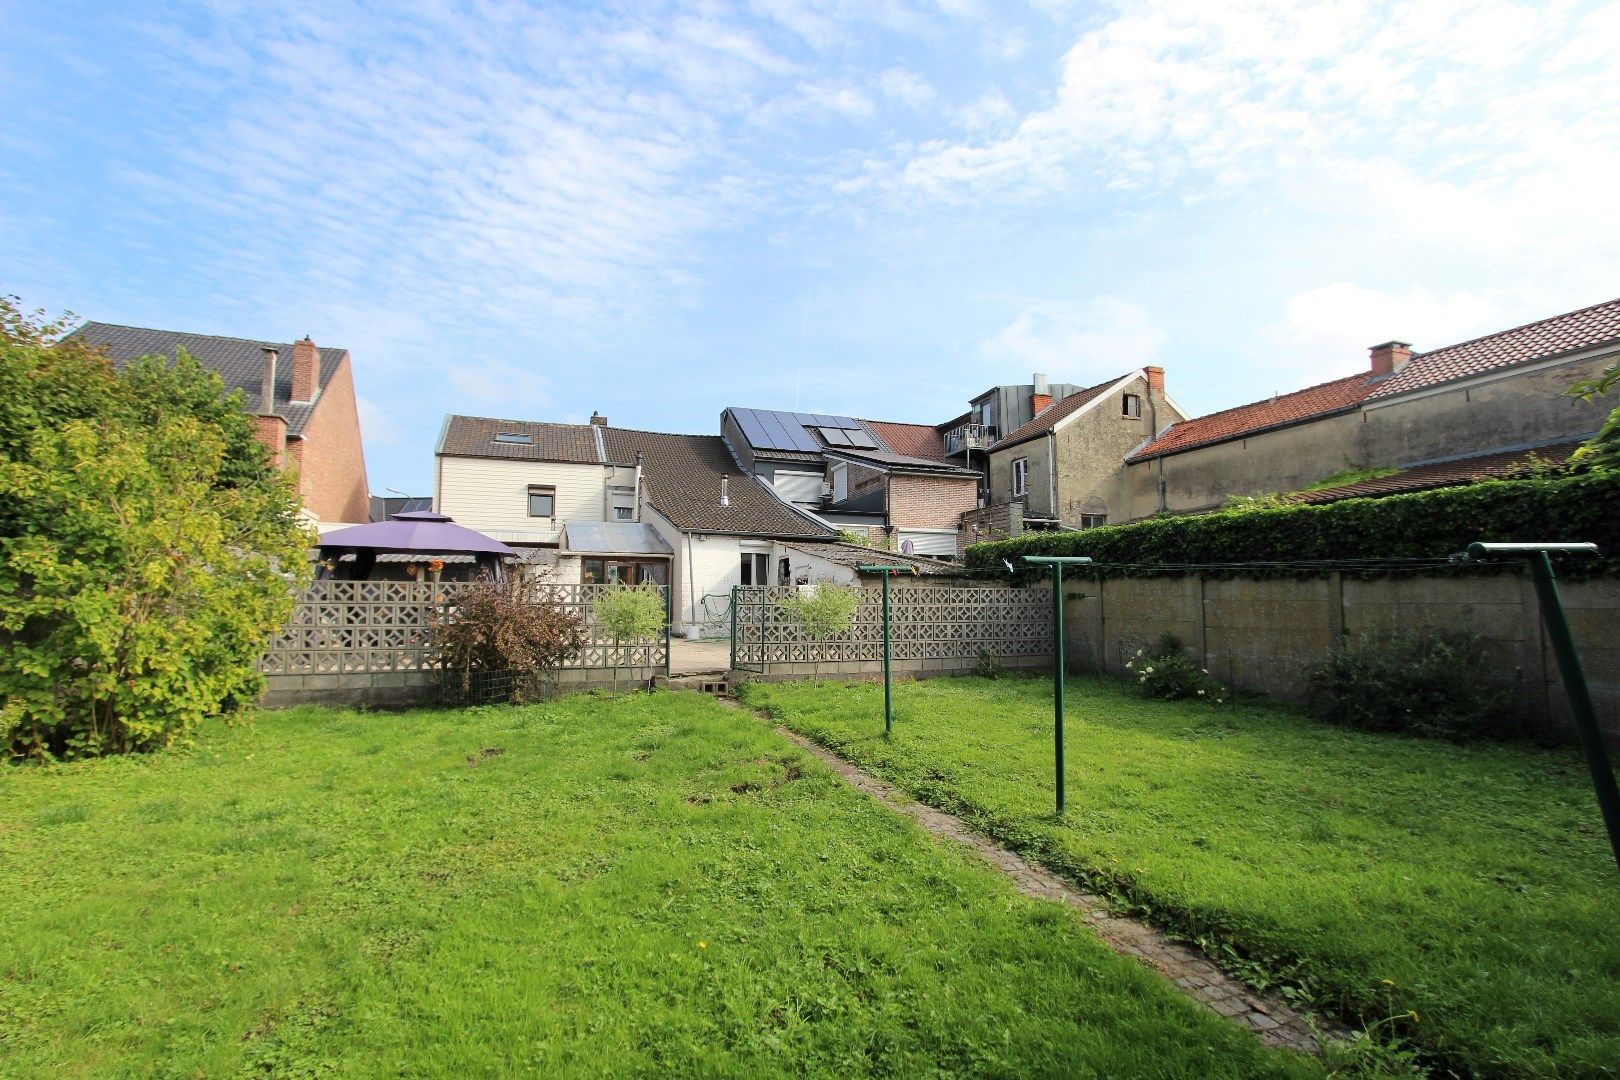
[
  {"xmin": 290, "ymin": 336, "xmax": 318, "ymax": 403},
  {"xmin": 719, "ymin": 474, "xmax": 730, "ymax": 508},
  {"xmin": 259, "ymin": 347, "xmax": 279, "ymax": 415},
  {"xmin": 1144, "ymin": 365, "xmax": 1165, "ymax": 393},
  {"xmin": 590, "ymin": 410, "xmax": 608, "ymax": 427},
  {"xmin": 633, "ymin": 451, "xmax": 644, "ymax": 523},
  {"xmin": 1031, "ymin": 372, "xmax": 1052, "ymax": 416},
  {"xmin": 1369, "ymin": 340, "xmax": 1412, "ymax": 377}
]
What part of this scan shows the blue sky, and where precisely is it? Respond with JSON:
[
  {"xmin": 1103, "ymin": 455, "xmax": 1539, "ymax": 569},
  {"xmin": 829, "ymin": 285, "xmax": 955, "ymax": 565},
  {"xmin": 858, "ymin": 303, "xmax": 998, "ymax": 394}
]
[{"xmin": 4, "ymin": 0, "xmax": 1617, "ymax": 497}]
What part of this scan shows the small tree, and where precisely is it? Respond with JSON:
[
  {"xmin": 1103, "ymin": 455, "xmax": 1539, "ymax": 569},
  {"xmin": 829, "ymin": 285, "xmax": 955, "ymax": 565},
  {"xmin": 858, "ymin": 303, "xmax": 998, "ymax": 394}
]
[
  {"xmin": 1, "ymin": 298, "xmax": 311, "ymax": 759},
  {"xmin": 776, "ymin": 583, "xmax": 861, "ymax": 681},
  {"xmin": 593, "ymin": 582, "xmax": 667, "ymax": 694},
  {"xmin": 1570, "ymin": 362, "xmax": 1620, "ymax": 468},
  {"xmin": 432, "ymin": 576, "xmax": 584, "ymax": 704}
]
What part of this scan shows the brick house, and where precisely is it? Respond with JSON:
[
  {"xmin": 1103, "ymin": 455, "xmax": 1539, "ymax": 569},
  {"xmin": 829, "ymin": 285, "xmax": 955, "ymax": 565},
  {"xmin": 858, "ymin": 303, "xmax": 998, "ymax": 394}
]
[
  {"xmin": 1123, "ymin": 296, "xmax": 1620, "ymax": 516},
  {"xmin": 719, "ymin": 407, "xmax": 980, "ymax": 557},
  {"xmin": 75, "ymin": 323, "xmax": 371, "ymax": 525}
]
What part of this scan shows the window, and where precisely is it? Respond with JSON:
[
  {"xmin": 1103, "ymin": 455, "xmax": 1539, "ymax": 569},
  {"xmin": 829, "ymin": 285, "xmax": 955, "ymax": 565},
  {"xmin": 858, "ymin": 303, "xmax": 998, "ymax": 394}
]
[
  {"xmin": 527, "ymin": 484, "xmax": 556, "ymax": 517},
  {"xmin": 778, "ymin": 557, "xmax": 791, "ymax": 585},
  {"xmin": 1122, "ymin": 394, "xmax": 1142, "ymax": 418},
  {"xmin": 495, "ymin": 432, "xmax": 532, "ymax": 444},
  {"xmin": 583, "ymin": 558, "xmax": 667, "ymax": 586},
  {"xmin": 1079, "ymin": 514, "xmax": 1108, "ymax": 529},
  {"xmin": 613, "ymin": 506, "xmax": 633, "ymax": 520},
  {"xmin": 740, "ymin": 552, "xmax": 769, "ymax": 586},
  {"xmin": 1011, "ymin": 457, "xmax": 1028, "ymax": 498}
]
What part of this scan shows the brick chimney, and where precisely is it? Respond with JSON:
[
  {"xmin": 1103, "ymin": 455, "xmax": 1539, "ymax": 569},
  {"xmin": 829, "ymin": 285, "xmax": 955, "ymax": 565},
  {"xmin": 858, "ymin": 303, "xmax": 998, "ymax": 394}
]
[
  {"xmin": 1369, "ymin": 341, "xmax": 1412, "ymax": 377},
  {"xmin": 590, "ymin": 411, "xmax": 608, "ymax": 427},
  {"xmin": 290, "ymin": 336, "xmax": 319, "ymax": 403},
  {"xmin": 1031, "ymin": 372, "xmax": 1052, "ymax": 415},
  {"xmin": 1144, "ymin": 365, "xmax": 1165, "ymax": 393},
  {"xmin": 253, "ymin": 414, "xmax": 288, "ymax": 468}
]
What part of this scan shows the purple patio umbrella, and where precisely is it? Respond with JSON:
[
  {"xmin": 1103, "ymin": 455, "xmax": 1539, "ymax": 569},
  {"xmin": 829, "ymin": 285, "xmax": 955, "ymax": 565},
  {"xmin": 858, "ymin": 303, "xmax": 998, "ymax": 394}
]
[{"xmin": 317, "ymin": 511, "xmax": 516, "ymax": 580}]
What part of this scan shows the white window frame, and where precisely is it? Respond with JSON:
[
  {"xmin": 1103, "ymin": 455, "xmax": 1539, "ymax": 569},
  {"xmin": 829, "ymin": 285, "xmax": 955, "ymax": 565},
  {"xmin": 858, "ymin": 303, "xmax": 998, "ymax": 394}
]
[{"xmin": 1011, "ymin": 457, "xmax": 1028, "ymax": 498}]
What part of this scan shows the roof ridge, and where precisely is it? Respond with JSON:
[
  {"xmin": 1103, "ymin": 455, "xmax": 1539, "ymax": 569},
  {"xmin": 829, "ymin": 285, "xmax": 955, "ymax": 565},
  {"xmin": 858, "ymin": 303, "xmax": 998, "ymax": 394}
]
[
  {"xmin": 1168, "ymin": 370, "xmax": 1372, "ymax": 426},
  {"xmin": 1413, "ymin": 295, "xmax": 1620, "ymax": 359},
  {"xmin": 446, "ymin": 413, "xmax": 596, "ymax": 431},
  {"xmin": 76, "ymin": 320, "xmax": 347, "ymax": 352}
]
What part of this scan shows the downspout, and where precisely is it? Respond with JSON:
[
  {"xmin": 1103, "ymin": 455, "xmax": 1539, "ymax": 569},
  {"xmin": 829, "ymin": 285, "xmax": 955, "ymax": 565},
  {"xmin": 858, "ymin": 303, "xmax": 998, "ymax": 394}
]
[
  {"xmin": 686, "ymin": 531, "xmax": 699, "ymax": 633},
  {"xmin": 1046, "ymin": 430, "xmax": 1058, "ymax": 525},
  {"xmin": 1149, "ymin": 389, "xmax": 1167, "ymax": 514}
]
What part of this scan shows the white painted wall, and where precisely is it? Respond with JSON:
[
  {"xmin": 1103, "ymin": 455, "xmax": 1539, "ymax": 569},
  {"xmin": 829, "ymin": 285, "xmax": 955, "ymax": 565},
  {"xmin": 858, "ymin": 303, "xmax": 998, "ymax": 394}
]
[{"xmin": 437, "ymin": 456, "xmax": 629, "ymax": 543}]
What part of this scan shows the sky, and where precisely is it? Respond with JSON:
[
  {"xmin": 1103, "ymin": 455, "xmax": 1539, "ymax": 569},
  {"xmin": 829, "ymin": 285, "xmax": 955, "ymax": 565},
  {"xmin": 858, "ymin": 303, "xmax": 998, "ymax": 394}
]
[{"xmin": 3, "ymin": 0, "xmax": 1617, "ymax": 496}]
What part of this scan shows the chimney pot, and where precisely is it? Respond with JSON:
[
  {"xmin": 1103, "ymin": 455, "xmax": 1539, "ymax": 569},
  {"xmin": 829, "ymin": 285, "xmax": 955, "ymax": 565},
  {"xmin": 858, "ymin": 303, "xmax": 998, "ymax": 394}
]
[
  {"xmin": 260, "ymin": 347, "xmax": 279, "ymax": 415},
  {"xmin": 590, "ymin": 411, "xmax": 608, "ymax": 427},
  {"xmin": 719, "ymin": 474, "xmax": 730, "ymax": 508},
  {"xmin": 290, "ymin": 336, "xmax": 318, "ymax": 403},
  {"xmin": 1369, "ymin": 340, "xmax": 1413, "ymax": 377}
]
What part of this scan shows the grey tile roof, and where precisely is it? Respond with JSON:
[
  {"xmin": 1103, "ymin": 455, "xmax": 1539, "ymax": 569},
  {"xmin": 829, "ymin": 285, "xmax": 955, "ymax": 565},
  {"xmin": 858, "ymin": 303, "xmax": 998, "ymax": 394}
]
[
  {"xmin": 72, "ymin": 322, "xmax": 347, "ymax": 438},
  {"xmin": 439, "ymin": 415, "xmax": 605, "ymax": 464},
  {"xmin": 602, "ymin": 427, "xmax": 836, "ymax": 539},
  {"xmin": 780, "ymin": 541, "xmax": 960, "ymax": 576},
  {"xmin": 824, "ymin": 447, "xmax": 978, "ymax": 475}
]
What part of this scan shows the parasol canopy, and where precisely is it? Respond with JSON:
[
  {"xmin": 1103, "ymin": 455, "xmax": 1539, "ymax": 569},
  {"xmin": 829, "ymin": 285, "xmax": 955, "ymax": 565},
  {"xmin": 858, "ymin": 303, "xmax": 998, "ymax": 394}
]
[{"xmin": 317, "ymin": 510, "xmax": 516, "ymax": 557}]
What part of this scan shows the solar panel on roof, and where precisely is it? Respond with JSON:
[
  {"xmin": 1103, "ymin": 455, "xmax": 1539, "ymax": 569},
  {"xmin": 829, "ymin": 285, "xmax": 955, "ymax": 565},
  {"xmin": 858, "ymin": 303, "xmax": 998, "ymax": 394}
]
[
  {"xmin": 757, "ymin": 411, "xmax": 799, "ymax": 450},
  {"xmin": 846, "ymin": 429, "xmax": 878, "ymax": 449},
  {"xmin": 734, "ymin": 409, "xmax": 771, "ymax": 447},
  {"xmin": 818, "ymin": 427, "xmax": 853, "ymax": 446}
]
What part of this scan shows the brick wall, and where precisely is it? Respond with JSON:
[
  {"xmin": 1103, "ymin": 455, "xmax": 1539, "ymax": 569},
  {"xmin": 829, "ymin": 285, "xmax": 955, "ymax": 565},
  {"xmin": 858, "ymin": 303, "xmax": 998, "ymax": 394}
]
[
  {"xmin": 888, "ymin": 473, "xmax": 977, "ymax": 530},
  {"xmin": 957, "ymin": 501, "xmax": 1023, "ymax": 557},
  {"xmin": 253, "ymin": 414, "xmax": 289, "ymax": 468},
  {"xmin": 293, "ymin": 354, "xmax": 370, "ymax": 524}
]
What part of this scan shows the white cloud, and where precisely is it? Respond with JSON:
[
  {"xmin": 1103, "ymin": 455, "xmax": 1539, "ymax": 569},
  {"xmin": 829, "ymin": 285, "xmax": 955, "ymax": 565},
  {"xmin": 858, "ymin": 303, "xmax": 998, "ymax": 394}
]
[
  {"xmin": 879, "ymin": 68, "xmax": 936, "ymax": 110},
  {"xmin": 980, "ymin": 297, "xmax": 1165, "ymax": 383},
  {"xmin": 1263, "ymin": 283, "xmax": 1499, "ymax": 384}
]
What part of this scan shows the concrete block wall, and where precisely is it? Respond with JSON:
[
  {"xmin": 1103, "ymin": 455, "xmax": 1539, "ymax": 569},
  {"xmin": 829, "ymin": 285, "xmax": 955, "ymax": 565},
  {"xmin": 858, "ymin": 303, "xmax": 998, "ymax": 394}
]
[
  {"xmin": 745, "ymin": 653, "xmax": 1049, "ymax": 683},
  {"xmin": 261, "ymin": 666, "xmax": 664, "ymax": 709},
  {"xmin": 1062, "ymin": 571, "xmax": 1620, "ymax": 744}
]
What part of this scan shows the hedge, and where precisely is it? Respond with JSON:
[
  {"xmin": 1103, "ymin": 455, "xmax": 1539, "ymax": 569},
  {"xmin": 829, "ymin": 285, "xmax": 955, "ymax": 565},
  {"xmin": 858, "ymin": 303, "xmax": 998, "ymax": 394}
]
[{"xmin": 964, "ymin": 470, "xmax": 1620, "ymax": 580}]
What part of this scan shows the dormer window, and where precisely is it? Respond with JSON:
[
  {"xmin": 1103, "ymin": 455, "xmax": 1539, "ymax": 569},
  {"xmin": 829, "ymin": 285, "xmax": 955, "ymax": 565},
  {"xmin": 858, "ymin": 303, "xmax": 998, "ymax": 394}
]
[{"xmin": 494, "ymin": 432, "xmax": 532, "ymax": 444}]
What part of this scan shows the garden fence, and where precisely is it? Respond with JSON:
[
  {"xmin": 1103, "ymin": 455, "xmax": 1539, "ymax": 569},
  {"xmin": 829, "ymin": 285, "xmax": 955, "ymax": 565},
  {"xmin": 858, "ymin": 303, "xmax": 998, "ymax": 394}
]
[
  {"xmin": 260, "ymin": 579, "xmax": 670, "ymax": 705},
  {"xmin": 731, "ymin": 583, "xmax": 1052, "ymax": 677}
]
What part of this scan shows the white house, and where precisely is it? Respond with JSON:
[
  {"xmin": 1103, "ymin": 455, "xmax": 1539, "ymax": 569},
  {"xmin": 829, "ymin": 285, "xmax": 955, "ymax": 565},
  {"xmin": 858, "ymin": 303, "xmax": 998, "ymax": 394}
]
[{"xmin": 435, "ymin": 413, "xmax": 837, "ymax": 635}]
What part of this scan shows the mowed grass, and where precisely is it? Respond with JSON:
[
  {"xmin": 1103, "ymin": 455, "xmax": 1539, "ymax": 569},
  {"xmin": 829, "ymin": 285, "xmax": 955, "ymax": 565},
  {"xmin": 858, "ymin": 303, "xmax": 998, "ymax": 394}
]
[
  {"xmin": 740, "ymin": 676, "xmax": 1620, "ymax": 1079},
  {"xmin": 0, "ymin": 694, "xmax": 1320, "ymax": 1078}
]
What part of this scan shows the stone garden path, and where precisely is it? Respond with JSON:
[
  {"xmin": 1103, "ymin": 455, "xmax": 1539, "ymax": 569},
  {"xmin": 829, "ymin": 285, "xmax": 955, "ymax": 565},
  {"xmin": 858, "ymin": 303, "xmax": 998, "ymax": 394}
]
[{"xmin": 765, "ymin": 719, "xmax": 1341, "ymax": 1056}]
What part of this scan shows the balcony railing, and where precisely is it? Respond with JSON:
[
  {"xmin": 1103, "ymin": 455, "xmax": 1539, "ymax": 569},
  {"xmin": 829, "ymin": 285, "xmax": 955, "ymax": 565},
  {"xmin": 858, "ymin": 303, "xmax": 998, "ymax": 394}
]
[{"xmin": 945, "ymin": 423, "xmax": 993, "ymax": 454}]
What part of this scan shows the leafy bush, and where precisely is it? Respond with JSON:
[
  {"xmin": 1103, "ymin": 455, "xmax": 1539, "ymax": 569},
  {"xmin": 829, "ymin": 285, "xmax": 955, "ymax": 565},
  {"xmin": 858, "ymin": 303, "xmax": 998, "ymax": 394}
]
[
  {"xmin": 776, "ymin": 583, "xmax": 861, "ymax": 680},
  {"xmin": 966, "ymin": 469, "xmax": 1620, "ymax": 579},
  {"xmin": 1305, "ymin": 629, "xmax": 1513, "ymax": 740},
  {"xmin": 1, "ymin": 298, "xmax": 311, "ymax": 760},
  {"xmin": 593, "ymin": 582, "xmax": 667, "ymax": 693},
  {"xmin": 433, "ymin": 576, "xmax": 584, "ymax": 703},
  {"xmin": 1124, "ymin": 635, "xmax": 1228, "ymax": 703}
]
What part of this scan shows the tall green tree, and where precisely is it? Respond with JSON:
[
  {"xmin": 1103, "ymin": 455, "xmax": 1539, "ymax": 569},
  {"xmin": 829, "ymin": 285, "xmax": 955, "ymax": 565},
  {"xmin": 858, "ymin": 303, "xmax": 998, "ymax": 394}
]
[{"xmin": 1, "ymin": 297, "xmax": 312, "ymax": 759}]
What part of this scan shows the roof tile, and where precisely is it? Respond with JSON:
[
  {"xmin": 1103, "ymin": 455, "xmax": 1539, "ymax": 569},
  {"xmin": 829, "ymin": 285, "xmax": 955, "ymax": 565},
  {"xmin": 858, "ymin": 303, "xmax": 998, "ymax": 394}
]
[
  {"xmin": 1293, "ymin": 442, "xmax": 1583, "ymax": 504},
  {"xmin": 439, "ymin": 415, "xmax": 603, "ymax": 464},
  {"xmin": 994, "ymin": 375, "xmax": 1132, "ymax": 451},
  {"xmin": 1367, "ymin": 297, "xmax": 1620, "ymax": 400},
  {"xmin": 72, "ymin": 322, "xmax": 347, "ymax": 438},
  {"xmin": 1129, "ymin": 373, "xmax": 1378, "ymax": 462}
]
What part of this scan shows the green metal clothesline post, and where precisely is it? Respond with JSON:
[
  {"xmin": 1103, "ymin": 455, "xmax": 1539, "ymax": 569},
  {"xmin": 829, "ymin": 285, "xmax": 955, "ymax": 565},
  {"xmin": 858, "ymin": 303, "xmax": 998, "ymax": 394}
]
[
  {"xmin": 858, "ymin": 565, "xmax": 911, "ymax": 738},
  {"xmin": 1468, "ymin": 542, "xmax": 1620, "ymax": 875},
  {"xmin": 1022, "ymin": 556, "xmax": 1093, "ymax": 815}
]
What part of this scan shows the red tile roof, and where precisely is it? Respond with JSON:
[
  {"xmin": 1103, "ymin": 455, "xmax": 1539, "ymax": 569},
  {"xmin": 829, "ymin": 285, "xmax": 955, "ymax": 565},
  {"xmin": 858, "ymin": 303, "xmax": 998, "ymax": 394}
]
[
  {"xmin": 1292, "ymin": 442, "xmax": 1583, "ymax": 504},
  {"xmin": 863, "ymin": 419, "xmax": 949, "ymax": 462},
  {"xmin": 1368, "ymin": 297, "xmax": 1620, "ymax": 401},
  {"xmin": 993, "ymin": 376, "xmax": 1127, "ymax": 451},
  {"xmin": 1129, "ymin": 373, "xmax": 1379, "ymax": 462}
]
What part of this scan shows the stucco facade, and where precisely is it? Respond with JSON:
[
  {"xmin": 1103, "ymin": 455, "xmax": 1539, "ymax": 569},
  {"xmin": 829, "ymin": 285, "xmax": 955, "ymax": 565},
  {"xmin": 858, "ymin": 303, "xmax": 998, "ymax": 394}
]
[
  {"xmin": 987, "ymin": 369, "xmax": 1184, "ymax": 528},
  {"xmin": 1125, "ymin": 349, "xmax": 1614, "ymax": 517}
]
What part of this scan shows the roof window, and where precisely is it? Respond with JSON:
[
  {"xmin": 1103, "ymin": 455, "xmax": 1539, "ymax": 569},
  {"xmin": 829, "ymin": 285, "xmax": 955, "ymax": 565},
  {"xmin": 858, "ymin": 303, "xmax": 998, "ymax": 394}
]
[{"xmin": 494, "ymin": 432, "xmax": 533, "ymax": 444}]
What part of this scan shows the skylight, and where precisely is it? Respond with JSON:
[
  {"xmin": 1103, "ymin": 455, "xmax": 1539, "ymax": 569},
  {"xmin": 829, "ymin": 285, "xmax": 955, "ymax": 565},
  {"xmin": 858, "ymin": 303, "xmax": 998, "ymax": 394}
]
[{"xmin": 494, "ymin": 432, "xmax": 532, "ymax": 444}]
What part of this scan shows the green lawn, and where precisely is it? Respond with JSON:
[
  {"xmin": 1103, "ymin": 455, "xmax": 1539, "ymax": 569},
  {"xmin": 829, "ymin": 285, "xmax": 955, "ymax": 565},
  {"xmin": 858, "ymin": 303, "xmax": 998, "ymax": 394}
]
[
  {"xmin": 740, "ymin": 676, "xmax": 1620, "ymax": 1079},
  {"xmin": 0, "ymin": 694, "xmax": 1319, "ymax": 1078}
]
